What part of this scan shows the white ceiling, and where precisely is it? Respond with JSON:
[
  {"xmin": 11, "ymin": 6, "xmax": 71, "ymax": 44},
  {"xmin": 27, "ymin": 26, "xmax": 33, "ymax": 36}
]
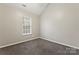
[
  {"xmin": 6, "ymin": 3, "xmax": 48, "ymax": 15},
  {"xmin": 17, "ymin": 3, "xmax": 48, "ymax": 15}
]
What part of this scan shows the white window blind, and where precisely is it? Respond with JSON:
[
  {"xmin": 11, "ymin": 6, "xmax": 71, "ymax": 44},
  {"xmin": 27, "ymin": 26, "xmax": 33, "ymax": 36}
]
[{"xmin": 22, "ymin": 16, "xmax": 32, "ymax": 35}]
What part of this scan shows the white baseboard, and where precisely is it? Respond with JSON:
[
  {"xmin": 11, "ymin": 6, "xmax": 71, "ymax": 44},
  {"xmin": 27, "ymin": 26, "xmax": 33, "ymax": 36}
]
[
  {"xmin": 1, "ymin": 36, "xmax": 79, "ymax": 50},
  {"xmin": 41, "ymin": 37, "xmax": 79, "ymax": 49},
  {"xmin": 0, "ymin": 37, "xmax": 39, "ymax": 48}
]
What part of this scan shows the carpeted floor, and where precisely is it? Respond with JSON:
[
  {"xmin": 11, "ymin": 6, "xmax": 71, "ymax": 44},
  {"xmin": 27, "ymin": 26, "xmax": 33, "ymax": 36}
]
[{"xmin": 0, "ymin": 38, "xmax": 79, "ymax": 55}]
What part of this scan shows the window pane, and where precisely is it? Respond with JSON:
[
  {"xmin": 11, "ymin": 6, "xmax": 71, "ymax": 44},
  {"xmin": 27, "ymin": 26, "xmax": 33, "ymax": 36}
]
[{"xmin": 22, "ymin": 16, "xmax": 32, "ymax": 35}]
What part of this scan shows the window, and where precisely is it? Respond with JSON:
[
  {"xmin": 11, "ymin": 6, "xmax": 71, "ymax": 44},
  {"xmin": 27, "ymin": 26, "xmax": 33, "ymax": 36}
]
[{"xmin": 22, "ymin": 16, "xmax": 32, "ymax": 35}]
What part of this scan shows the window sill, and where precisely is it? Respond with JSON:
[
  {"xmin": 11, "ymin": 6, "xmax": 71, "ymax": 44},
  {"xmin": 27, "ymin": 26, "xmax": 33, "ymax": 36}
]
[{"xmin": 22, "ymin": 33, "xmax": 32, "ymax": 36}]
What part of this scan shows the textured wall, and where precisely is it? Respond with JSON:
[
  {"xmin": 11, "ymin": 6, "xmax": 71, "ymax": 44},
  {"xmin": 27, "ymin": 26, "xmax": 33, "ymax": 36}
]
[
  {"xmin": 0, "ymin": 4, "xmax": 40, "ymax": 47},
  {"xmin": 40, "ymin": 4, "xmax": 79, "ymax": 49}
]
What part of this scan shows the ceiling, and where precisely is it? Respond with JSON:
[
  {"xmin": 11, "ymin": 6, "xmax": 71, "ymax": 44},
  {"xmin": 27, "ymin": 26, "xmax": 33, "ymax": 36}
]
[
  {"xmin": 17, "ymin": 3, "xmax": 48, "ymax": 15},
  {"xmin": 7, "ymin": 3, "xmax": 48, "ymax": 15}
]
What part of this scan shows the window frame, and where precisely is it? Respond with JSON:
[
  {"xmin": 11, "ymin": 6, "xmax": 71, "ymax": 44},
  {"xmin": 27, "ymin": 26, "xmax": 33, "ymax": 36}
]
[{"xmin": 22, "ymin": 16, "xmax": 32, "ymax": 35}]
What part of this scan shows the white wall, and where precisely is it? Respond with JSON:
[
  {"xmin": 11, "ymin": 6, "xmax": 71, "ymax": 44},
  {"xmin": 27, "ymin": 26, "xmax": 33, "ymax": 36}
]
[
  {"xmin": 40, "ymin": 4, "xmax": 79, "ymax": 49},
  {"xmin": 0, "ymin": 4, "xmax": 40, "ymax": 47}
]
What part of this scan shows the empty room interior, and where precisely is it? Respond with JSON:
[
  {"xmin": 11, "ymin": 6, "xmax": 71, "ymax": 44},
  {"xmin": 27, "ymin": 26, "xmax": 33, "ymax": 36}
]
[{"xmin": 0, "ymin": 3, "xmax": 79, "ymax": 55}]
